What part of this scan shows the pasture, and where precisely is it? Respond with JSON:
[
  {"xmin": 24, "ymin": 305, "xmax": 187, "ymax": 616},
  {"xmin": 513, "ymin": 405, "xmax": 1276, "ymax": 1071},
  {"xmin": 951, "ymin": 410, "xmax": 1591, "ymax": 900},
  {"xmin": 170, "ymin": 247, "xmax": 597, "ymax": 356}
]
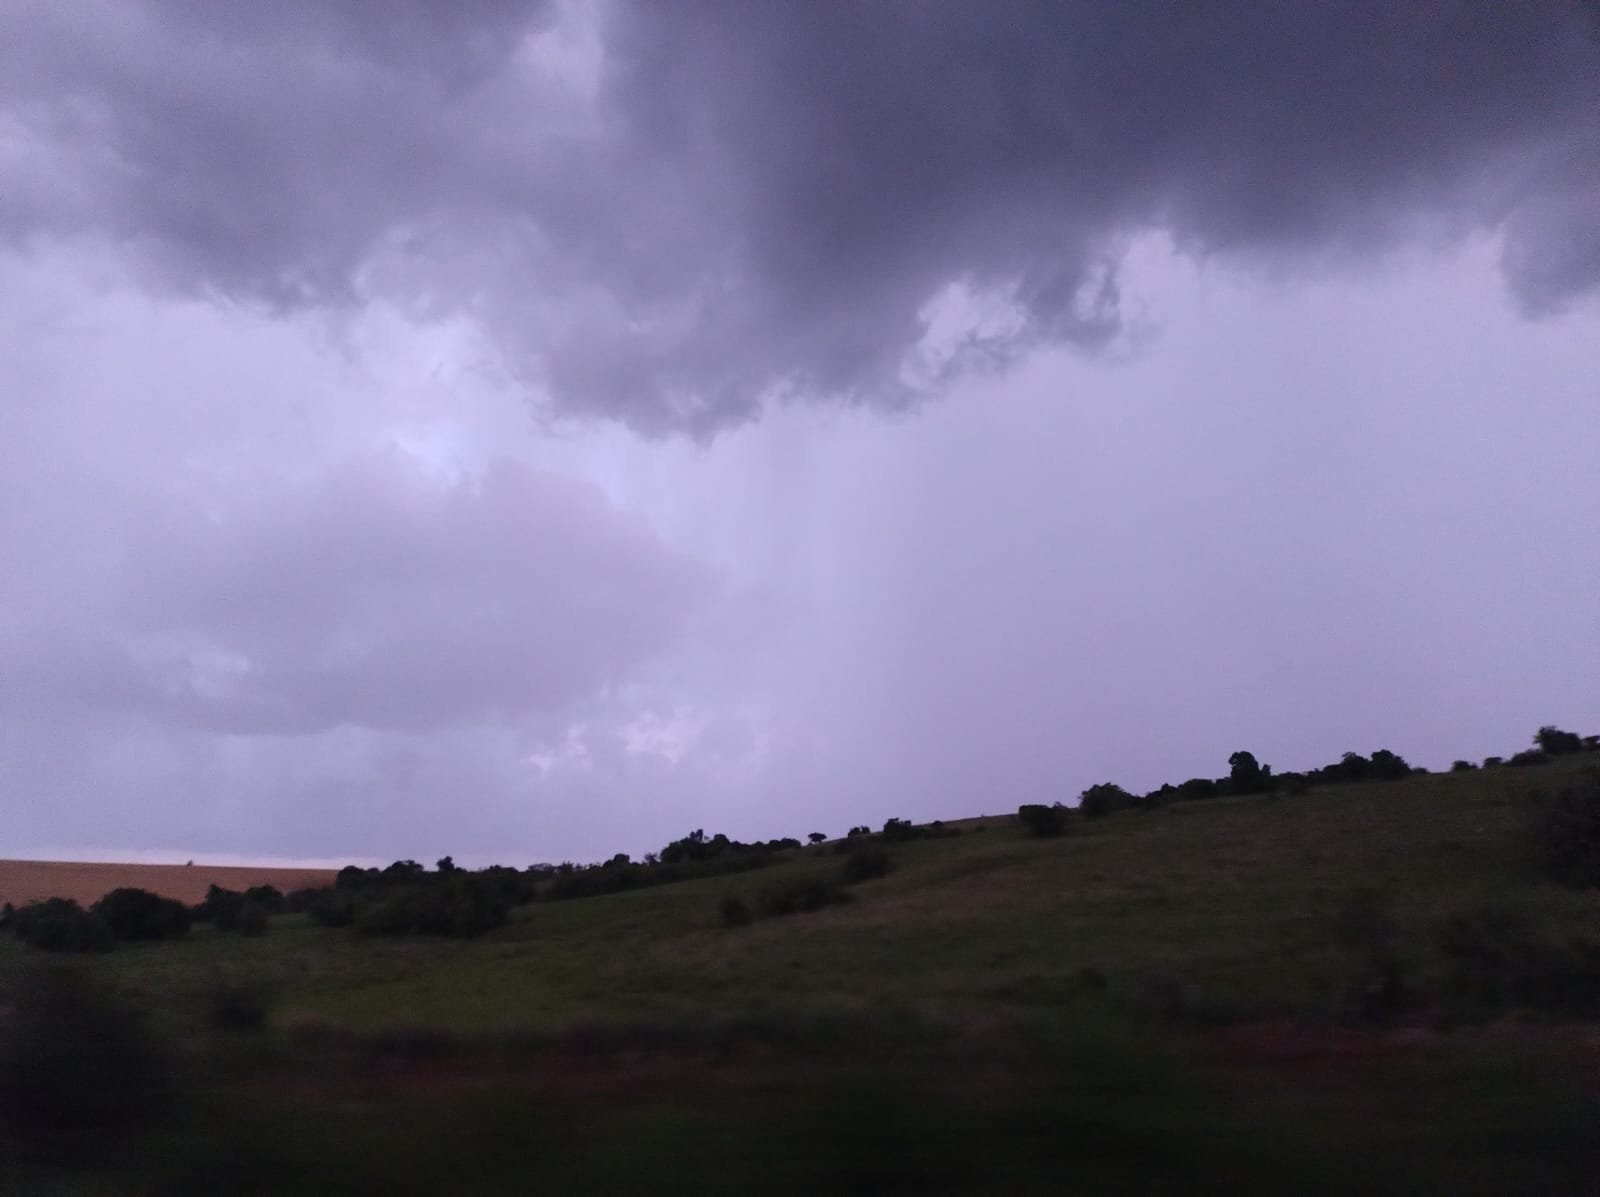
[{"xmin": 3, "ymin": 758, "xmax": 1598, "ymax": 1193}]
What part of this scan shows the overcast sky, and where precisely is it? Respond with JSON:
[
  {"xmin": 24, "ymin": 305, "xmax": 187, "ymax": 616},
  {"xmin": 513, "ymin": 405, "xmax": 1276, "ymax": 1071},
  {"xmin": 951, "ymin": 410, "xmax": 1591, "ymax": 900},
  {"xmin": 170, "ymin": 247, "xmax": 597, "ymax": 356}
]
[{"xmin": 2, "ymin": 1, "xmax": 1596, "ymax": 866}]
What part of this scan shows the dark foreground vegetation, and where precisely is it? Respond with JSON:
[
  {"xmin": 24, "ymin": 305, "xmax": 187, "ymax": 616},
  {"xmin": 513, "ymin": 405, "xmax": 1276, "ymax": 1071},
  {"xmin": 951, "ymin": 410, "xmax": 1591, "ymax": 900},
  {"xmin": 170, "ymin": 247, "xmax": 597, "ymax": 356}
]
[{"xmin": 2, "ymin": 727, "xmax": 1598, "ymax": 1193}]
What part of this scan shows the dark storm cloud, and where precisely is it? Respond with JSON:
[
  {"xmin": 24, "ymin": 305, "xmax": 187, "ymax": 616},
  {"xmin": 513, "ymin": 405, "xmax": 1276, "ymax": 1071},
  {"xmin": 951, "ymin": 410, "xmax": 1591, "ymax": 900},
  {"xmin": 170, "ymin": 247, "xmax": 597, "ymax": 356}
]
[{"xmin": 3, "ymin": 1, "xmax": 1596, "ymax": 432}]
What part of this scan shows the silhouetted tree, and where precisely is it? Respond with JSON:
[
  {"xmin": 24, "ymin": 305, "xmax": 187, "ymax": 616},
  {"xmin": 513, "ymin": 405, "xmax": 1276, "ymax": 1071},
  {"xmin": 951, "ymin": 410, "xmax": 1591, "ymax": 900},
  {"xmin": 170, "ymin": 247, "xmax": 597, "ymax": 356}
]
[
  {"xmin": 336, "ymin": 865, "xmax": 378, "ymax": 891},
  {"xmin": 1368, "ymin": 749, "xmax": 1412, "ymax": 781},
  {"xmin": 243, "ymin": 884, "xmax": 285, "ymax": 914},
  {"xmin": 881, "ymin": 818, "xmax": 920, "ymax": 842},
  {"xmin": 808, "ymin": 832, "xmax": 827, "ymax": 845},
  {"xmin": 1017, "ymin": 803, "xmax": 1066, "ymax": 836},
  {"xmin": 1507, "ymin": 748, "xmax": 1550, "ymax": 768},
  {"xmin": 196, "ymin": 885, "xmax": 246, "ymax": 929},
  {"xmin": 1227, "ymin": 751, "xmax": 1268, "ymax": 795},
  {"xmin": 381, "ymin": 860, "xmax": 426, "ymax": 884},
  {"xmin": 1078, "ymin": 783, "xmax": 1134, "ymax": 818},
  {"xmin": 1535, "ymin": 726, "xmax": 1584, "ymax": 756},
  {"xmin": 1142, "ymin": 783, "xmax": 1177, "ymax": 808},
  {"xmin": 92, "ymin": 888, "xmax": 190, "ymax": 941},
  {"xmin": 1328, "ymin": 752, "xmax": 1371, "ymax": 784},
  {"xmin": 12, "ymin": 899, "xmax": 113, "ymax": 953}
]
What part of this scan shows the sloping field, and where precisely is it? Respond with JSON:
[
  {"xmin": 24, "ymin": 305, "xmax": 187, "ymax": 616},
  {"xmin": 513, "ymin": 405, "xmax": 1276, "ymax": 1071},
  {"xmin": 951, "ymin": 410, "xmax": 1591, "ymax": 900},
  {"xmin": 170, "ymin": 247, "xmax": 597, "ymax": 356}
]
[
  {"xmin": 1, "ymin": 760, "xmax": 1598, "ymax": 1193},
  {"xmin": 0, "ymin": 859, "xmax": 336, "ymax": 907}
]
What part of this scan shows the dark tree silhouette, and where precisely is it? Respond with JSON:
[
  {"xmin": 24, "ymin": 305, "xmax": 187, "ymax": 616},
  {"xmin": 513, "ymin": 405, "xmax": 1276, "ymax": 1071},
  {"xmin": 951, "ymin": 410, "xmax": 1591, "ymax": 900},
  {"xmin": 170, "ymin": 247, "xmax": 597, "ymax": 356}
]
[
  {"xmin": 1228, "ymin": 751, "xmax": 1269, "ymax": 795},
  {"xmin": 1535, "ymin": 726, "xmax": 1584, "ymax": 756},
  {"xmin": 1078, "ymin": 783, "xmax": 1134, "ymax": 818},
  {"xmin": 1368, "ymin": 749, "xmax": 1412, "ymax": 781},
  {"xmin": 1017, "ymin": 803, "xmax": 1066, "ymax": 836}
]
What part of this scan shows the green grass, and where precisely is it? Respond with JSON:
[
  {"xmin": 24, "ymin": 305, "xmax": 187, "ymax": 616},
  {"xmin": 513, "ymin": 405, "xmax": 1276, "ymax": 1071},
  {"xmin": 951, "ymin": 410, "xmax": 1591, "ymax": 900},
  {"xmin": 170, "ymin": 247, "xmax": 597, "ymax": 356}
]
[
  {"xmin": 8, "ymin": 757, "xmax": 1587, "ymax": 1035},
  {"xmin": 4, "ymin": 758, "xmax": 1598, "ymax": 1192}
]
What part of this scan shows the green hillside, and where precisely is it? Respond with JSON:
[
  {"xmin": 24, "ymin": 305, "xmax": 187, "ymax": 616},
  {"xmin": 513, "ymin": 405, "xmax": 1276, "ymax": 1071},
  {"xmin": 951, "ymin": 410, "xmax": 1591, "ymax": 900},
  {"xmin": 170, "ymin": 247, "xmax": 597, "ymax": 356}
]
[{"xmin": 3, "ymin": 756, "xmax": 1598, "ymax": 1194}]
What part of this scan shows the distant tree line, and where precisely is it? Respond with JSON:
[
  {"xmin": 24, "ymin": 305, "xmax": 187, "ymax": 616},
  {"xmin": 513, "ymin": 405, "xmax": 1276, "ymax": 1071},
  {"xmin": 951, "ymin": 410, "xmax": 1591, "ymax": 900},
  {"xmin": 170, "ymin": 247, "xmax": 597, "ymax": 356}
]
[
  {"xmin": 2, "ymin": 886, "xmax": 193, "ymax": 953},
  {"xmin": 293, "ymin": 857, "xmax": 535, "ymax": 937},
  {"xmin": 6, "ymin": 725, "xmax": 1592, "ymax": 951},
  {"xmin": 539, "ymin": 829, "xmax": 804, "ymax": 902},
  {"xmin": 1015, "ymin": 725, "xmax": 1596, "ymax": 834}
]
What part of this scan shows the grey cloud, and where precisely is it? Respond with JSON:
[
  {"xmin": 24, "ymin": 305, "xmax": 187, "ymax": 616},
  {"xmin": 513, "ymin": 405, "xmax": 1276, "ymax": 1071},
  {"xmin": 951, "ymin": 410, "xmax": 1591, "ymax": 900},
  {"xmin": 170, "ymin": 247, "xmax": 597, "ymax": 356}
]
[
  {"xmin": 2, "ymin": 452, "xmax": 714, "ymax": 735},
  {"xmin": 0, "ymin": 251, "xmax": 746, "ymax": 860},
  {"xmin": 2, "ymin": 1, "xmax": 1596, "ymax": 433}
]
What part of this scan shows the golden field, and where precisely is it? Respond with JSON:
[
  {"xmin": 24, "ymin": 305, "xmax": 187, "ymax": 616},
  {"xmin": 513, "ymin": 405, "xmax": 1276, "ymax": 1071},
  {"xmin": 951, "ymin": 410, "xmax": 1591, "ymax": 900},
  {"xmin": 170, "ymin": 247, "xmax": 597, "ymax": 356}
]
[{"xmin": 0, "ymin": 859, "xmax": 336, "ymax": 908}]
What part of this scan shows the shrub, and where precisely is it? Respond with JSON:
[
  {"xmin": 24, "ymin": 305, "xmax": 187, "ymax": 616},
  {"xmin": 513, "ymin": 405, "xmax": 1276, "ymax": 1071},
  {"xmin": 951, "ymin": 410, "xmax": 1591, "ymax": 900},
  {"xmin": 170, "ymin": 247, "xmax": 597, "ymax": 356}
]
[
  {"xmin": 355, "ymin": 876, "xmax": 513, "ymax": 938},
  {"xmin": 195, "ymin": 884, "xmax": 245, "ymax": 928},
  {"xmin": 1175, "ymin": 777, "xmax": 1220, "ymax": 801},
  {"xmin": 1538, "ymin": 770, "xmax": 1600, "ymax": 888},
  {"xmin": 206, "ymin": 975, "xmax": 270, "ymax": 1032},
  {"xmin": 1438, "ymin": 904, "xmax": 1600, "ymax": 1019},
  {"xmin": 880, "ymin": 817, "xmax": 919, "ymax": 842},
  {"xmin": 1507, "ymin": 749, "xmax": 1551, "ymax": 768},
  {"xmin": 1333, "ymin": 889, "xmax": 1409, "ymax": 1023},
  {"xmin": 13, "ymin": 898, "xmax": 113, "ymax": 953},
  {"xmin": 1437, "ymin": 904, "xmax": 1539, "ymax": 1011},
  {"xmin": 0, "ymin": 964, "xmax": 172, "ymax": 1152},
  {"xmin": 424, "ymin": 877, "xmax": 514, "ymax": 937},
  {"xmin": 1078, "ymin": 783, "xmax": 1133, "ymax": 819},
  {"xmin": 757, "ymin": 876, "xmax": 852, "ymax": 919},
  {"xmin": 1017, "ymin": 803, "xmax": 1065, "ymax": 838},
  {"xmin": 305, "ymin": 889, "xmax": 358, "ymax": 927},
  {"xmin": 1451, "ymin": 759, "xmax": 1477, "ymax": 772},
  {"xmin": 476, "ymin": 864, "xmax": 538, "ymax": 906},
  {"xmin": 1535, "ymin": 725, "xmax": 1585, "ymax": 756},
  {"xmin": 285, "ymin": 885, "xmax": 330, "ymax": 913},
  {"xmin": 1273, "ymin": 773, "xmax": 1310, "ymax": 796},
  {"xmin": 719, "ymin": 894, "xmax": 752, "ymax": 927},
  {"xmin": 92, "ymin": 887, "xmax": 191, "ymax": 941},
  {"xmin": 243, "ymin": 884, "xmax": 286, "ymax": 914},
  {"xmin": 336, "ymin": 864, "xmax": 379, "ymax": 891},
  {"xmin": 842, "ymin": 845, "xmax": 893, "ymax": 883},
  {"xmin": 1368, "ymin": 749, "xmax": 1413, "ymax": 780},
  {"xmin": 357, "ymin": 892, "xmax": 420, "ymax": 936},
  {"xmin": 236, "ymin": 901, "xmax": 270, "ymax": 937}
]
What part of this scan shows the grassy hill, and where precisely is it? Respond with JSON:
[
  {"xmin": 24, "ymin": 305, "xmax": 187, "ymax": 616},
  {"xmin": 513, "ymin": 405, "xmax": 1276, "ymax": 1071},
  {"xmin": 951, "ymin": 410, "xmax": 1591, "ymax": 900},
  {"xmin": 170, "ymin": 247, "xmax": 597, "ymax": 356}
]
[{"xmin": 3, "ymin": 757, "xmax": 1597, "ymax": 1193}]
